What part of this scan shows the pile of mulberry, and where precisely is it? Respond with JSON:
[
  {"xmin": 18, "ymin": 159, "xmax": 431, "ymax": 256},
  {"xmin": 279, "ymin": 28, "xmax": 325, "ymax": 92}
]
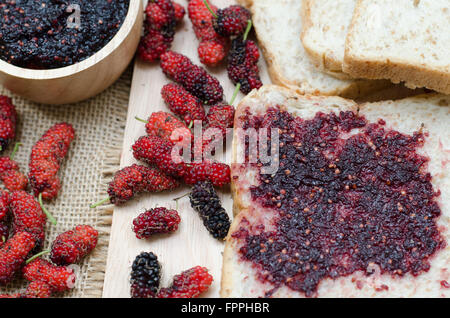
[
  {"xmin": 189, "ymin": 180, "xmax": 230, "ymax": 239},
  {"xmin": 188, "ymin": 0, "xmax": 228, "ymax": 66},
  {"xmin": 138, "ymin": 0, "xmax": 177, "ymax": 62},
  {"xmin": 133, "ymin": 135, "xmax": 231, "ymax": 187},
  {"xmin": 130, "ymin": 252, "xmax": 161, "ymax": 298}
]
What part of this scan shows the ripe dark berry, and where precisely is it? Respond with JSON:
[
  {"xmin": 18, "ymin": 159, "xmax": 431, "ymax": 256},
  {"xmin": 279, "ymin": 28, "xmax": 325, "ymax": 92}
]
[
  {"xmin": 50, "ymin": 225, "xmax": 98, "ymax": 266},
  {"xmin": 157, "ymin": 266, "xmax": 213, "ymax": 298},
  {"xmin": 23, "ymin": 258, "xmax": 76, "ymax": 292},
  {"xmin": 160, "ymin": 51, "xmax": 224, "ymax": 105},
  {"xmin": 213, "ymin": 5, "xmax": 251, "ymax": 37},
  {"xmin": 228, "ymin": 37, "xmax": 263, "ymax": 94},
  {"xmin": 133, "ymin": 207, "xmax": 181, "ymax": 239},
  {"xmin": 161, "ymin": 83, "xmax": 207, "ymax": 127},
  {"xmin": 105, "ymin": 164, "xmax": 180, "ymax": 205},
  {"xmin": 0, "ymin": 96, "xmax": 17, "ymax": 152},
  {"xmin": 29, "ymin": 122, "xmax": 75, "ymax": 200},
  {"xmin": 188, "ymin": 0, "xmax": 228, "ymax": 66},
  {"xmin": 10, "ymin": 191, "xmax": 47, "ymax": 250},
  {"xmin": 189, "ymin": 180, "xmax": 230, "ymax": 239},
  {"xmin": 130, "ymin": 252, "xmax": 161, "ymax": 298},
  {"xmin": 0, "ymin": 231, "xmax": 36, "ymax": 285},
  {"xmin": 138, "ymin": 0, "xmax": 176, "ymax": 62}
]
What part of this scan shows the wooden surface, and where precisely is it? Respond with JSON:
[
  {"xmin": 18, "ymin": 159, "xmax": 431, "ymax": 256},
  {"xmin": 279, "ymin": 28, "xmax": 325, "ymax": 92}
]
[
  {"xmin": 0, "ymin": 0, "xmax": 142, "ymax": 105},
  {"xmin": 102, "ymin": 0, "xmax": 270, "ymax": 298}
]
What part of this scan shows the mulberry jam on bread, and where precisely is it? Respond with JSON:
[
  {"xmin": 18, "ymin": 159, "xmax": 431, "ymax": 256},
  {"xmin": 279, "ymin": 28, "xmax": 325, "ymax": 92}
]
[{"xmin": 222, "ymin": 86, "xmax": 449, "ymax": 298}]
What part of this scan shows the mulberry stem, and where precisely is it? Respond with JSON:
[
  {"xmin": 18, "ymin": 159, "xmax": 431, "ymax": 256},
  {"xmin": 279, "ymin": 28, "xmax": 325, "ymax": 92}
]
[
  {"xmin": 229, "ymin": 83, "xmax": 241, "ymax": 105},
  {"xmin": 38, "ymin": 193, "xmax": 57, "ymax": 225},
  {"xmin": 26, "ymin": 249, "xmax": 50, "ymax": 264},
  {"xmin": 10, "ymin": 142, "xmax": 22, "ymax": 160},
  {"xmin": 135, "ymin": 116, "xmax": 148, "ymax": 124},
  {"xmin": 90, "ymin": 197, "xmax": 110, "ymax": 209},
  {"xmin": 203, "ymin": 0, "xmax": 217, "ymax": 18},
  {"xmin": 243, "ymin": 20, "xmax": 252, "ymax": 41}
]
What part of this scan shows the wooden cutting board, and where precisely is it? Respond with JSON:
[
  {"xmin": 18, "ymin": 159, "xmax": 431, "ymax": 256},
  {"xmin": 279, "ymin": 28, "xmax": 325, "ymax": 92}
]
[{"xmin": 102, "ymin": 0, "xmax": 271, "ymax": 298}]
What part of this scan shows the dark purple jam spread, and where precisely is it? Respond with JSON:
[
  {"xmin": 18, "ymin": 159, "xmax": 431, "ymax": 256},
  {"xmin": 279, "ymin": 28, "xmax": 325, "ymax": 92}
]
[
  {"xmin": 0, "ymin": 0, "xmax": 129, "ymax": 69},
  {"xmin": 234, "ymin": 107, "xmax": 445, "ymax": 297}
]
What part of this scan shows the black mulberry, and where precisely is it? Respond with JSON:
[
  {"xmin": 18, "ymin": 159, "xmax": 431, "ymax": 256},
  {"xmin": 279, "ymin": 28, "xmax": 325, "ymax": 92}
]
[
  {"xmin": 189, "ymin": 180, "xmax": 230, "ymax": 240},
  {"xmin": 130, "ymin": 252, "xmax": 162, "ymax": 298}
]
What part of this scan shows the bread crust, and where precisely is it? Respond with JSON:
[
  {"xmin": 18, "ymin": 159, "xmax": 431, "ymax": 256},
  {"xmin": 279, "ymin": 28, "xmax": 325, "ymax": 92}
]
[
  {"xmin": 239, "ymin": 0, "xmax": 390, "ymax": 99},
  {"xmin": 301, "ymin": 0, "xmax": 353, "ymax": 80},
  {"xmin": 343, "ymin": 0, "xmax": 450, "ymax": 94}
]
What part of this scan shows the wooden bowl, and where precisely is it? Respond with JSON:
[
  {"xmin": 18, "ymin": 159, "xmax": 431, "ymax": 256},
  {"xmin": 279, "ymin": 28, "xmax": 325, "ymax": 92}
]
[{"xmin": 0, "ymin": 0, "xmax": 143, "ymax": 105}]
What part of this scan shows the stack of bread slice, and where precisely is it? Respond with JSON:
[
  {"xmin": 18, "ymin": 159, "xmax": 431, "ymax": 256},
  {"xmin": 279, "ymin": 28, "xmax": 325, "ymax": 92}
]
[{"xmin": 241, "ymin": 0, "xmax": 449, "ymax": 96}]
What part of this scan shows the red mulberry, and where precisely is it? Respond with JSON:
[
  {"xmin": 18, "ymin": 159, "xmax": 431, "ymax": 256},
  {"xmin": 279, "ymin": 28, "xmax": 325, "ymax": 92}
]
[
  {"xmin": 173, "ymin": 2, "xmax": 186, "ymax": 23},
  {"xmin": 138, "ymin": 0, "xmax": 176, "ymax": 62},
  {"xmin": 161, "ymin": 83, "xmax": 207, "ymax": 127},
  {"xmin": 0, "ymin": 231, "xmax": 36, "ymax": 285},
  {"xmin": 0, "ymin": 96, "xmax": 17, "ymax": 152},
  {"xmin": 204, "ymin": 102, "xmax": 235, "ymax": 138},
  {"xmin": 50, "ymin": 225, "xmax": 98, "ymax": 266},
  {"xmin": 157, "ymin": 266, "xmax": 213, "ymax": 298},
  {"xmin": 0, "ymin": 156, "xmax": 27, "ymax": 192},
  {"xmin": 139, "ymin": 111, "xmax": 192, "ymax": 144},
  {"xmin": 0, "ymin": 190, "xmax": 10, "ymax": 222},
  {"xmin": 10, "ymin": 191, "xmax": 47, "ymax": 250},
  {"xmin": 213, "ymin": 5, "xmax": 251, "ymax": 37},
  {"xmin": 23, "ymin": 258, "xmax": 76, "ymax": 292},
  {"xmin": 227, "ymin": 35, "xmax": 263, "ymax": 94},
  {"xmin": 133, "ymin": 207, "xmax": 181, "ymax": 239},
  {"xmin": 133, "ymin": 135, "xmax": 230, "ymax": 187},
  {"xmin": 188, "ymin": 0, "xmax": 228, "ymax": 66},
  {"xmin": 160, "ymin": 51, "xmax": 224, "ymax": 105},
  {"xmin": 91, "ymin": 164, "xmax": 180, "ymax": 208},
  {"xmin": 28, "ymin": 123, "xmax": 75, "ymax": 200}
]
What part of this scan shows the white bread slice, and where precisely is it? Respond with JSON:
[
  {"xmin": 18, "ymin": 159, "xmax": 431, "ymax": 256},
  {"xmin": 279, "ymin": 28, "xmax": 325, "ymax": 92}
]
[
  {"xmin": 301, "ymin": 0, "xmax": 356, "ymax": 78},
  {"xmin": 222, "ymin": 85, "xmax": 450, "ymax": 297},
  {"xmin": 344, "ymin": 0, "xmax": 450, "ymax": 94},
  {"xmin": 237, "ymin": 0, "xmax": 390, "ymax": 99}
]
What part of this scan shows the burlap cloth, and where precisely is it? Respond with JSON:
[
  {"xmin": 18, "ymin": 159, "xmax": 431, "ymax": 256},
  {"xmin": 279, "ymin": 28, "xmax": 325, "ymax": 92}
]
[{"xmin": 0, "ymin": 67, "xmax": 132, "ymax": 298}]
